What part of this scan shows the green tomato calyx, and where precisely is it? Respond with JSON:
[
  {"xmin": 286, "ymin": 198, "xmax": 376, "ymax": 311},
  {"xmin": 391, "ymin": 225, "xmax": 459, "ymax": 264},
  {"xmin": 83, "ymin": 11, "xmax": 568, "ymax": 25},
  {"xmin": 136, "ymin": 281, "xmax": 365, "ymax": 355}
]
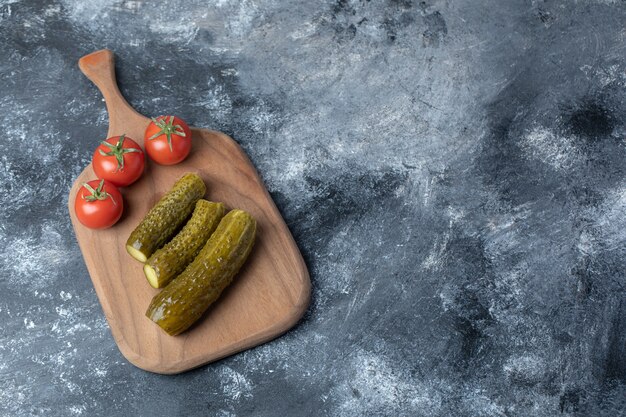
[
  {"xmin": 147, "ymin": 116, "xmax": 187, "ymax": 152},
  {"xmin": 99, "ymin": 134, "xmax": 142, "ymax": 172},
  {"xmin": 82, "ymin": 179, "xmax": 117, "ymax": 205}
]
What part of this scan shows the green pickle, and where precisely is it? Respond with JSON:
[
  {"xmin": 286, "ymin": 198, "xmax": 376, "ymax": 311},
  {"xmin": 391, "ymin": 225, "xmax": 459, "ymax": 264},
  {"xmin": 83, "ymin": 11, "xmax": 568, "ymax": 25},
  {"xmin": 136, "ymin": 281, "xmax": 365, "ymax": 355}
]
[
  {"xmin": 143, "ymin": 200, "xmax": 225, "ymax": 289},
  {"xmin": 126, "ymin": 173, "xmax": 206, "ymax": 263},
  {"xmin": 146, "ymin": 209, "xmax": 257, "ymax": 336}
]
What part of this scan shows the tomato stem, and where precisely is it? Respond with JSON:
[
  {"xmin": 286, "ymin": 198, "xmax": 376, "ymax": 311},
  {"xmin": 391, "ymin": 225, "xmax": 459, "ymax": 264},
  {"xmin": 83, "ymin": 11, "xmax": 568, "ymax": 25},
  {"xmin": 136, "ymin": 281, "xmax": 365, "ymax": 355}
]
[
  {"xmin": 82, "ymin": 179, "xmax": 117, "ymax": 205},
  {"xmin": 99, "ymin": 134, "xmax": 142, "ymax": 172},
  {"xmin": 147, "ymin": 116, "xmax": 187, "ymax": 152}
]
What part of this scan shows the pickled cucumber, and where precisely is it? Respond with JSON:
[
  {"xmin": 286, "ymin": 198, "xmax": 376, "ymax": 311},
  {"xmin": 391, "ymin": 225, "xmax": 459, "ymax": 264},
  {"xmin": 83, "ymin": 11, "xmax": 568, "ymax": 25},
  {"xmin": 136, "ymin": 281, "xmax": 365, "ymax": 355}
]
[
  {"xmin": 143, "ymin": 200, "xmax": 225, "ymax": 289},
  {"xmin": 126, "ymin": 173, "xmax": 206, "ymax": 262},
  {"xmin": 146, "ymin": 209, "xmax": 257, "ymax": 336}
]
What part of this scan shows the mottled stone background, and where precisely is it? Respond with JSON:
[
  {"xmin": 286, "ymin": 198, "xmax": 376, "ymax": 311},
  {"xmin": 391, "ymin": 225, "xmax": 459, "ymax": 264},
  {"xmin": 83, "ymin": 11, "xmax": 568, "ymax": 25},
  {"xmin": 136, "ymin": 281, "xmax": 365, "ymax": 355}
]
[{"xmin": 1, "ymin": 0, "xmax": 625, "ymax": 416}]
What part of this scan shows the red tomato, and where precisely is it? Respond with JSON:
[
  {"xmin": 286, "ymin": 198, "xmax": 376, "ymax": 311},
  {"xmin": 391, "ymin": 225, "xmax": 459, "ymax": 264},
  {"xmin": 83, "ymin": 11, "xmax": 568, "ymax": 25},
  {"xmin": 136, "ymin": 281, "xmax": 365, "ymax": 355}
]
[
  {"xmin": 93, "ymin": 134, "xmax": 144, "ymax": 187},
  {"xmin": 144, "ymin": 116, "xmax": 192, "ymax": 165},
  {"xmin": 75, "ymin": 179, "xmax": 123, "ymax": 229}
]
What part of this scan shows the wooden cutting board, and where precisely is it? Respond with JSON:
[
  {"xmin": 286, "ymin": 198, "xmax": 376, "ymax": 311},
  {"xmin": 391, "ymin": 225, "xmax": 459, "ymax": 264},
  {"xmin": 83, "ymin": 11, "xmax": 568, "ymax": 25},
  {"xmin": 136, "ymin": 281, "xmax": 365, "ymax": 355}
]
[{"xmin": 68, "ymin": 50, "xmax": 310, "ymax": 374}]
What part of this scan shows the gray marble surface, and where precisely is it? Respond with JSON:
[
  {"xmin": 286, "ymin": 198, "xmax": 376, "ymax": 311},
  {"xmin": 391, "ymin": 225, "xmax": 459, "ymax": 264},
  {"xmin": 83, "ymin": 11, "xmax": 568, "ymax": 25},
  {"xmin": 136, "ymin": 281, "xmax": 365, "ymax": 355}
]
[{"xmin": 1, "ymin": 0, "xmax": 625, "ymax": 416}]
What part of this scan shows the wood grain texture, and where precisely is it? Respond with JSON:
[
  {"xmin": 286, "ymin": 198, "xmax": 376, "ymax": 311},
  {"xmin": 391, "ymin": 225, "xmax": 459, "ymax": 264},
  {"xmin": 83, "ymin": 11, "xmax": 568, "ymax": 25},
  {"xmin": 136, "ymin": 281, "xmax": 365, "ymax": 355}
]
[{"xmin": 68, "ymin": 50, "xmax": 310, "ymax": 374}]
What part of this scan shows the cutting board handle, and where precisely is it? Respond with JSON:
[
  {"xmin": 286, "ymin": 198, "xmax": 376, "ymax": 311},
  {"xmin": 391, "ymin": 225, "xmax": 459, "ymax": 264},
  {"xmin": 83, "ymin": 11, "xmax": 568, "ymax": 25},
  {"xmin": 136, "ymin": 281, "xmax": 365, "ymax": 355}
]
[{"xmin": 79, "ymin": 49, "xmax": 148, "ymax": 140}]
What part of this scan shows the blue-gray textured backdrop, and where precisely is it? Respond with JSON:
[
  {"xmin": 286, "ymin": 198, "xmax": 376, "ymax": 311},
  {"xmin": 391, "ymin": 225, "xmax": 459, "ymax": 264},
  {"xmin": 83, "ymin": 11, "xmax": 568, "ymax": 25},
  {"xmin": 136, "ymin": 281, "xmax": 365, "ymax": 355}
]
[{"xmin": 1, "ymin": 0, "xmax": 625, "ymax": 416}]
